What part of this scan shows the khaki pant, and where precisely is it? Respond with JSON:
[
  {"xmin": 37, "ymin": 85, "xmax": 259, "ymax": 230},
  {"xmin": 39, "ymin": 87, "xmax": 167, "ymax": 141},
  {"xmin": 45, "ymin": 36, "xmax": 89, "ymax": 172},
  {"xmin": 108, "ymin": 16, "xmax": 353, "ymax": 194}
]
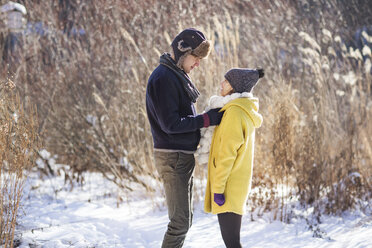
[{"xmin": 154, "ymin": 151, "xmax": 195, "ymax": 248}]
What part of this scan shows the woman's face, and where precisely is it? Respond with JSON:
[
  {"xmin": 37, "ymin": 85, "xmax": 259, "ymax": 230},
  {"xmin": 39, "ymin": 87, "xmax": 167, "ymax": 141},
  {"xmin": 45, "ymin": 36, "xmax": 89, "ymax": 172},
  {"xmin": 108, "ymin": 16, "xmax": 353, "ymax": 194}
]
[{"xmin": 220, "ymin": 79, "xmax": 234, "ymax": 96}]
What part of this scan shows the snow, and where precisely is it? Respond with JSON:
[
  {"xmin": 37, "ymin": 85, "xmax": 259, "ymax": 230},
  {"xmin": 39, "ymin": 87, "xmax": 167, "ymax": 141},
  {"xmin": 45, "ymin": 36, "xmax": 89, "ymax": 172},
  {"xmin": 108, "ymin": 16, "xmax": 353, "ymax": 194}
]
[
  {"xmin": 85, "ymin": 115, "xmax": 97, "ymax": 126},
  {"xmin": 1, "ymin": 1, "xmax": 27, "ymax": 15},
  {"xmin": 16, "ymin": 169, "xmax": 372, "ymax": 248},
  {"xmin": 39, "ymin": 149, "xmax": 51, "ymax": 160}
]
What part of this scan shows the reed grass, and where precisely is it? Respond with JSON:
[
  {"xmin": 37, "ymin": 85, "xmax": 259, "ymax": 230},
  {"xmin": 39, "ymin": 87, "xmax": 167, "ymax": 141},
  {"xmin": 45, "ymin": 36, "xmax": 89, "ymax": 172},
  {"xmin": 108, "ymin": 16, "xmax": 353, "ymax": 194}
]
[
  {"xmin": 1, "ymin": 0, "xmax": 371, "ymax": 218},
  {"xmin": 0, "ymin": 78, "xmax": 39, "ymax": 247}
]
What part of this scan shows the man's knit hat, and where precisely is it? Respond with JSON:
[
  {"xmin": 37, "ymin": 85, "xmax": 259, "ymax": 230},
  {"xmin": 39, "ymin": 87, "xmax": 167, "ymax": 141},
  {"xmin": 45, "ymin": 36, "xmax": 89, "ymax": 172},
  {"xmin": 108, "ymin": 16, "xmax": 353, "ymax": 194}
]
[
  {"xmin": 224, "ymin": 68, "xmax": 260, "ymax": 93},
  {"xmin": 171, "ymin": 28, "xmax": 211, "ymax": 69}
]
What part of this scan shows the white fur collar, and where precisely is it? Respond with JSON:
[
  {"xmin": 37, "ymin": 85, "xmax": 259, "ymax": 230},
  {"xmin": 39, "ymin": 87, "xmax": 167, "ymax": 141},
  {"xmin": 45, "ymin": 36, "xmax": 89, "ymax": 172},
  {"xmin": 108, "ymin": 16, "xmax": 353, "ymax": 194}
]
[
  {"xmin": 207, "ymin": 92, "xmax": 253, "ymax": 110},
  {"xmin": 195, "ymin": 92, "xmax": 253, "ymax": 165}
]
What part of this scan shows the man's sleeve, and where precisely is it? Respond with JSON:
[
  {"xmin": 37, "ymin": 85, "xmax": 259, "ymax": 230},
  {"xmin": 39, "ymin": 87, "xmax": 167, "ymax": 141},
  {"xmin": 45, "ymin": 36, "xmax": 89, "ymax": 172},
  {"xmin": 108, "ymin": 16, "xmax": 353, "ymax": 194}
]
[{"xmin": 148, "ymin": 75, "xmax": 204, "ymax": 134}]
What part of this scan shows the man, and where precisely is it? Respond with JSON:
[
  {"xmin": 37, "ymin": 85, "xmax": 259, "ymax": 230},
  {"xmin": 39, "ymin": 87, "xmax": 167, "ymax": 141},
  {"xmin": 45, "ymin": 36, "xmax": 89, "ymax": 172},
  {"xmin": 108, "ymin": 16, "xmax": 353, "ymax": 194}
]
[{"xmin": 146, "ymin": 28, "xmax": 223, "ymax": 247}]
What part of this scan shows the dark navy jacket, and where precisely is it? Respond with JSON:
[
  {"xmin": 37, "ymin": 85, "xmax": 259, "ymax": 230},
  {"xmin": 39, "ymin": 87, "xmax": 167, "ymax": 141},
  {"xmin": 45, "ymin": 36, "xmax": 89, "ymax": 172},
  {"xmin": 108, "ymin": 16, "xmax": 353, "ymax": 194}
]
[{"xmin": 146, "ymin": 64, "xmax": 204, "ymax": 152}]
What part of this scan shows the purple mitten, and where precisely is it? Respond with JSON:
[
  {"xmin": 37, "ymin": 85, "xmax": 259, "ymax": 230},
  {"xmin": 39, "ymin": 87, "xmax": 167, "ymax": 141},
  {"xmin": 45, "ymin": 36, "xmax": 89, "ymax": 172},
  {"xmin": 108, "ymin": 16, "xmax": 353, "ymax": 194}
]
[{"xmin": 214, "ymin": 193, "xmax": 225, "ymax": 206}]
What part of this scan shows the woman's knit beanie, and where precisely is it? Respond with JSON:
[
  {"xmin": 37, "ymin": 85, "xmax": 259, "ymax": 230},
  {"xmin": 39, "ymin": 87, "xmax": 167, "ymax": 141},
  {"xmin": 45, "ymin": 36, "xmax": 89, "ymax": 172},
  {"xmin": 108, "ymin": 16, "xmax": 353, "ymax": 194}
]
[{"xmin": 224, "ymin": 68, "xmax": 260, "ymax": 93}]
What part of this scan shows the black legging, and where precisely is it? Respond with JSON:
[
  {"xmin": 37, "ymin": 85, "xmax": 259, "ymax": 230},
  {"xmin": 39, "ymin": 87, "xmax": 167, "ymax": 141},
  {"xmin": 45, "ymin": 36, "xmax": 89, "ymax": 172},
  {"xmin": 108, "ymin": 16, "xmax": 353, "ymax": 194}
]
[{"xmin": 217, "ymin": 212, "xmax": 242, "ymax": 248}]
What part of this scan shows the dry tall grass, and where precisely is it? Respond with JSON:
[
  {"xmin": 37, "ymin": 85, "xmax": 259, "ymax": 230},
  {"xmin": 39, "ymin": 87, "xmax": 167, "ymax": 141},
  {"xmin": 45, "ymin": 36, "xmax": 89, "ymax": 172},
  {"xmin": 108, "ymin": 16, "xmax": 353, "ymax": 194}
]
[
  {"xmin": 1, "ymin": 0, "xmax": 371, "ymax": 217},
  {"xmin": 0, "ymin": 79, "xmax": 39, "ymax": 247}
]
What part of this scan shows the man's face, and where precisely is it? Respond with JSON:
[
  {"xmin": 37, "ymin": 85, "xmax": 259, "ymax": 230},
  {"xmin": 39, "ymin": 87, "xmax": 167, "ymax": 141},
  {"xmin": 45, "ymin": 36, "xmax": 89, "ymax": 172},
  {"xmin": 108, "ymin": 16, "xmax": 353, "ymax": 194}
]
[{"xmin": 182, "ymin": 54, "xmax": 201, "ymax": 73}]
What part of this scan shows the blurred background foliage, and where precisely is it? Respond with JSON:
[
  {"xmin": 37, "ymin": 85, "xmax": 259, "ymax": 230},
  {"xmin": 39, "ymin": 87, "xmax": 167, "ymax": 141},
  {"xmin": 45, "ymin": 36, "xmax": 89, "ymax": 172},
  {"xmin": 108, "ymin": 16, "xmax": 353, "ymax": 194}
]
[{"xmin": 0, "ymin": 0, "xmax": 371, "ymax": 219}]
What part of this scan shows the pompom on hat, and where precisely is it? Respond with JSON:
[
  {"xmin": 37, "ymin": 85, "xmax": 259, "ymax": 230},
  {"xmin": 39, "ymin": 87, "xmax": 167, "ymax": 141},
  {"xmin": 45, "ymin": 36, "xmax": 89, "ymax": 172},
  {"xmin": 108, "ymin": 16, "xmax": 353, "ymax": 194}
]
[{"xmin": 171, "ymin": 28, "xmax": 211, "ymax": 69}]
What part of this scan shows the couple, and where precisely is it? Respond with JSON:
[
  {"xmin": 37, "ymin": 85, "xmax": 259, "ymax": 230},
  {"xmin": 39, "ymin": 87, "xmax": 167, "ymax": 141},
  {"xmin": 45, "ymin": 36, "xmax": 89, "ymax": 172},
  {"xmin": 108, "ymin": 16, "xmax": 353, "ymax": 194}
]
[{"xmin": 146, "ymin": 28, "xmax": 264, "ymax": 248}]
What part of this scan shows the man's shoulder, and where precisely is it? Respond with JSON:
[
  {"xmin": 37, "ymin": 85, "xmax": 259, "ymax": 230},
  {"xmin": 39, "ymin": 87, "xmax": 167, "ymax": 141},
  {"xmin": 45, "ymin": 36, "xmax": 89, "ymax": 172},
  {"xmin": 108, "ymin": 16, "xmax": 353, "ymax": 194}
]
[
  {"xmin": 149, "ymin": 64, "xmax": 177, "ymax": 82},
  {"xmin": 148, "ymin": 65, "xmax": 180, "ymax": 91}
]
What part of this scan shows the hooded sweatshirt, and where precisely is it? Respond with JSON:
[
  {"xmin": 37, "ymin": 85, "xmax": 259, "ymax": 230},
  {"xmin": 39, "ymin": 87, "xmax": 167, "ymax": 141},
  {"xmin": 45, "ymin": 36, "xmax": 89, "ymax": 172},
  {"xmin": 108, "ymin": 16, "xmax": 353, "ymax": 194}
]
[{"xmin": 204, "ymin": 96, "xmax": 263, "ymax": 215}]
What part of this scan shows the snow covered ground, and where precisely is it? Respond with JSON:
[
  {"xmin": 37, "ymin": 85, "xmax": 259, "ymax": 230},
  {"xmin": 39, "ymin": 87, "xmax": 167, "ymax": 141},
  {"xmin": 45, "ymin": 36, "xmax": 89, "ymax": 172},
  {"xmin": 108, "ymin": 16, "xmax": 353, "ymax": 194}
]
[{"xmin": 15, "ymin": 170, "xmax": 372, "ymax": 248}]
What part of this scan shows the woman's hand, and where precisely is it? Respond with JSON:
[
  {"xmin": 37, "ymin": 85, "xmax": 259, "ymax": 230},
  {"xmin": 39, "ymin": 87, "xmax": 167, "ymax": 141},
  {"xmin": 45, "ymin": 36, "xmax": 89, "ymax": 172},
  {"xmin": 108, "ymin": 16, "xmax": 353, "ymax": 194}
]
[{"xmin": 214, "ymin": 193, "xmax": 225, "ymax": 206}]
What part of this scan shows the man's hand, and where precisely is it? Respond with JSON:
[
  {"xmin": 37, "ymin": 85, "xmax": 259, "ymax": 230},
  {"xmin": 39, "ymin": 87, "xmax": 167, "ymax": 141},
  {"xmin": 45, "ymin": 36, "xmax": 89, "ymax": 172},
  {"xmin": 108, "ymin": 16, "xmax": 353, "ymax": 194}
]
[
  {"xmin": 257, "ymin": 68, "xmax": 265, "ymax": 78},
  {"xmin": 203, "ymin": 108, "xmax": 224, "ymax": 127}
]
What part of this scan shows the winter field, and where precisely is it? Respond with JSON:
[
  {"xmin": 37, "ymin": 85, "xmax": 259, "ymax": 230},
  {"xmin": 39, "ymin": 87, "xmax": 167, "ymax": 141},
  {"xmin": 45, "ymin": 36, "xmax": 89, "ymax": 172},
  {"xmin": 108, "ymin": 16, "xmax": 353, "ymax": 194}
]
[
  {"xmin": 15, "ymin": 166, "xmax": 372, "ymax": 248},
  {"xmin": 2, "ymin": 1, "xmax": 372, "ymax": 247}
]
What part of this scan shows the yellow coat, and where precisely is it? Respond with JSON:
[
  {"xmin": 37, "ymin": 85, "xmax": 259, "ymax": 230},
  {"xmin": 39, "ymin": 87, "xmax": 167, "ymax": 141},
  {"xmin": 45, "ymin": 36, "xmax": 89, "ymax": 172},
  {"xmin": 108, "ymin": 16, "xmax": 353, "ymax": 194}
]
[{"xmin": 204, "ymin": 97, "xmax": 263, "ymax": 215}]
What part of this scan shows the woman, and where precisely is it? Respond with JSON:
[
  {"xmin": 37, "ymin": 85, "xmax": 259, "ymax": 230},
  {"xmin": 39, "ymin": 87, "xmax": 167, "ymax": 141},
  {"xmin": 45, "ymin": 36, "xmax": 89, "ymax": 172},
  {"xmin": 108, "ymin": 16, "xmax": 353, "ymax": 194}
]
[{"xmin": 204, "ymin": 68, "xmax": 264, "ymax": 247}]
